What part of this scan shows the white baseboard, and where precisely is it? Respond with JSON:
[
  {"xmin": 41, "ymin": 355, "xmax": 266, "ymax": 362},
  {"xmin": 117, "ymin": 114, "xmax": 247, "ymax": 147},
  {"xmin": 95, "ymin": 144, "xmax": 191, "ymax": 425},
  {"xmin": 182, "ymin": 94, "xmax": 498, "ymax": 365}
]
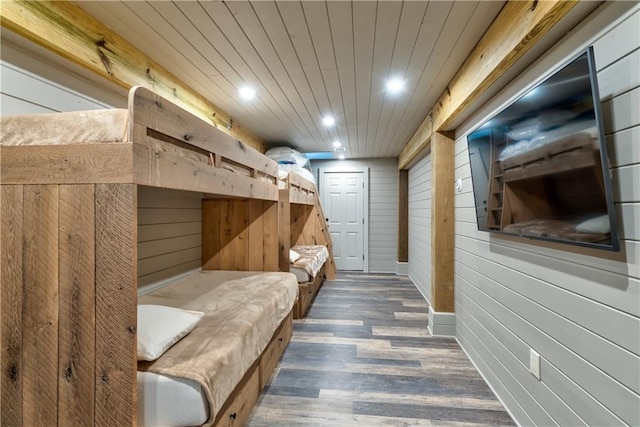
[
  {"xmin": 396, "ymin": 261, "xmax": 409, "ymax": 275},
  {"xmin": 428, "ymin": 307, "xmax": 456, "ymax": 337}
]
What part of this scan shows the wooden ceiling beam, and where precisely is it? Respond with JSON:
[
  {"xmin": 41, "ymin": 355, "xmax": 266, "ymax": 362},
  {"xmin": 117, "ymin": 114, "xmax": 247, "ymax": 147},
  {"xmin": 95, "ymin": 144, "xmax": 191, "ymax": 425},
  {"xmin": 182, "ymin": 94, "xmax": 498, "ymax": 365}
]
[
  {"xmin": 398, "ymin": 0, "xmax": 579, "ymax": 169},
  {"xmin": 0, "ymin": 0, "xmax": 265, "ymax": 152}
]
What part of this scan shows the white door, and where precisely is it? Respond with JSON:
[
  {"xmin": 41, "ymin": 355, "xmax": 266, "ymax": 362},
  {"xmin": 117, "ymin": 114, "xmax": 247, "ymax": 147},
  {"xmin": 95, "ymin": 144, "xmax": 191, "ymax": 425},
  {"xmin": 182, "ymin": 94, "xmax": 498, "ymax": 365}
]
[{"xmin": 322, "ymin": 171, "xmax": 364, "ymax": 271}]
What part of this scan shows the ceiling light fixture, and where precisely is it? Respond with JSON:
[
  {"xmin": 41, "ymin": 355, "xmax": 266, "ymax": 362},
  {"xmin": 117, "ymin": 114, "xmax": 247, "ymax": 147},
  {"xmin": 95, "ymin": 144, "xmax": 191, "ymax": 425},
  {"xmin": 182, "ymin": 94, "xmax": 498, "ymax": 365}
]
[
  {"xmin": 238, "ymin": 86, "xmax": 256, "ymax": 100},
  {"xmin": 322, "ymin": 115, "xmax": 335, "ymax": 127},
  {"xmin": 333, "ymin": 145, "xmax": 346, "ymax": 160},
  {"xmin": 332, "ymin": 140, "xmax": 342, "ymax": 149},
  {"xmin": 386, "ymin": 77, "xmax": 405, "ymax": 94}
]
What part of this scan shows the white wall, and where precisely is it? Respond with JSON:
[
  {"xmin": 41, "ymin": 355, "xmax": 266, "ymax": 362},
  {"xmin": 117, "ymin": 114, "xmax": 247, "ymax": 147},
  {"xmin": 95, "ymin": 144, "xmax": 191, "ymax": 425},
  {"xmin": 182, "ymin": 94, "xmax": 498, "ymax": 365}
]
[
  {"xmin": 312, "ymin": 158, "xmax": 399, "ymax": 273},
  {"xmin": 454, "ymin": 3, "xmax": 640, "ymax": 425},
  {"xmin": 137, "ymin": 187, "xmax": 203, "ymax": 293},
  {"xmin": 407, "ymin": 153, "xmax": 432, "ymax": 304},
  {"xmin": 0, "ymin": 35, "xmax": 125, "ymax": 114}
]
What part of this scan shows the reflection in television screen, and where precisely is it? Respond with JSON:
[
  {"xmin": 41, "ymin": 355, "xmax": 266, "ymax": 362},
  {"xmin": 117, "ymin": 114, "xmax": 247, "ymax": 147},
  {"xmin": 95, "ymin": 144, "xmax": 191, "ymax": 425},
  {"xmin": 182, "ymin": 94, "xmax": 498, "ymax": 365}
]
[{"xmin": 466, "ymin": 47, "xmax": 620, "ymax": 251}]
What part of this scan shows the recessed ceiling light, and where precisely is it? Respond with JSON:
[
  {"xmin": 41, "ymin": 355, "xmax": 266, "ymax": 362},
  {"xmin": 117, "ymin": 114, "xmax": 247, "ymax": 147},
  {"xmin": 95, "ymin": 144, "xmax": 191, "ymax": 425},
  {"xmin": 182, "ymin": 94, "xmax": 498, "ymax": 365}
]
[
  {"xmin": 322, "ymin": 115, "xmax": 335, "ymax": 127},
  {"xmin": 337, "ymin": 152, "xmax": 346, "ymax": 160},
  {"xmin": 238, "ymin": 86, "xmax": 256, "ymax": 100},
  {"xmin": 386, "ymin": 78, "xmax": 405, "ymax": 94},
  {"xmin": 332, "ymin": 140, "xmax": 342, "ymax": 149}
]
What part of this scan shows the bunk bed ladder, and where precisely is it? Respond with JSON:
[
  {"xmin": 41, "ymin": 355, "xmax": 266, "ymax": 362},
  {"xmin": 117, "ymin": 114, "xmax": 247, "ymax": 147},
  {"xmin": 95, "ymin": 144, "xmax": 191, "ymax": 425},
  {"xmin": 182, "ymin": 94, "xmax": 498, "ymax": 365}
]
[
  {"xmin": 486, "ymin": 137, "xmax": 506, "ymax": 230},
  {"xmin": 314, "ymin": 193, "xmax": 337, "ymax": 280}
]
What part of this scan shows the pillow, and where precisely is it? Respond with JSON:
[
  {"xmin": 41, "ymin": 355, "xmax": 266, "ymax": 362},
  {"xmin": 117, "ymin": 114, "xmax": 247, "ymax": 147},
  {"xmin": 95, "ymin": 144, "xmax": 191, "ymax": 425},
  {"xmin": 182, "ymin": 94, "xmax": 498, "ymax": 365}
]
[
  {"xmin": 137, "ymin": 305, "xmax": 204, "ymax": 361},
  {"xmin": 575, "ymin": 214, "xmax": 610, "ymax": 234},
  {"xmin": 289, "ymin": 249, "xmax": 301, "ymax": 263}
]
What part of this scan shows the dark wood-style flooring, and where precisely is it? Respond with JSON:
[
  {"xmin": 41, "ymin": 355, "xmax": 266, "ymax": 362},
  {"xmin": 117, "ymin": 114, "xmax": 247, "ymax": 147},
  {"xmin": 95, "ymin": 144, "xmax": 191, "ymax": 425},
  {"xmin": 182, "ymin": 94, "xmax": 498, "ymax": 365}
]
[{"xmin": 247, "ymin": 273, "xmax": 515, "ymax": 426}]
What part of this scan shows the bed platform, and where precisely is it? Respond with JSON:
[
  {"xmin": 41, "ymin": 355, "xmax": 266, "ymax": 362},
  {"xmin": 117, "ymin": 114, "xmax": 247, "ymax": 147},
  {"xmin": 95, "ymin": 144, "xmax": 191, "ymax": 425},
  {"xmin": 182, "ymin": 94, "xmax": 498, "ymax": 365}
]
[
  {"xmin": 276, "ymin": 171, "xmax": 336, "ymax": 318},
  {"xmin": 137, "ymin": 270, "xmax": 297, "ymax": 427},
  {"xmin": 0, "ymin": 87, "xmax": 287, "ymax": 426}
]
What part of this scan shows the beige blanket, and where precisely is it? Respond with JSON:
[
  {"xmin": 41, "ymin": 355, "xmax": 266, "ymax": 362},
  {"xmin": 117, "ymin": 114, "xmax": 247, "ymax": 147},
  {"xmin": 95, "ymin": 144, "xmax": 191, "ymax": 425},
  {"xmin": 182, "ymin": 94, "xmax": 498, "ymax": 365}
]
[
  {"xmin": 291, "ymin": 245, "xmax": 329, "ymax": 278},
  {"xmin": 138, "ymin": 271, "xmax": 298, "ymax": 426},
  {"xmin": 0, "ymin": 109, "xmax": 129, "ymax": 145}
]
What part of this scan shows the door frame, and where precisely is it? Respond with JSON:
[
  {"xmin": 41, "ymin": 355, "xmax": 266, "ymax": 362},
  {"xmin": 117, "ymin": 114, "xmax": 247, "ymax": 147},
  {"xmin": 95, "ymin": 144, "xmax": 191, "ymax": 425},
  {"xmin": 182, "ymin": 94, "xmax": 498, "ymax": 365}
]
[{"xmin": 318, "ymin": 166, "xmax": 369, "ymax": 273}]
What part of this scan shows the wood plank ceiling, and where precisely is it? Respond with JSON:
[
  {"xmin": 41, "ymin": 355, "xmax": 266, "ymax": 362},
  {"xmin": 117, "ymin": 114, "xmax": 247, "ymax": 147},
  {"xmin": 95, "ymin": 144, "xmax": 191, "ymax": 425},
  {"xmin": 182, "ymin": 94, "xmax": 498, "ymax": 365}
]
[{"xmin": 76, "ymin": 1, "xmax": 505, "ymax": 159}]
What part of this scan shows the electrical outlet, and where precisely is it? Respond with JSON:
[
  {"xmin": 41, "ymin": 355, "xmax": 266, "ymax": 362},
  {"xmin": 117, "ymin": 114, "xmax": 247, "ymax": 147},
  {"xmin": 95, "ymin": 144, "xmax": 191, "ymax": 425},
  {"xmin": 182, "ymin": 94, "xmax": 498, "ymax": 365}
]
[
  {"xmin": 530, "ymin": 348, "xmax": 541, "ymax": 380},
  {"xmin": 455, "ymin": 179, "xmax": 463, "ymax": 192}
]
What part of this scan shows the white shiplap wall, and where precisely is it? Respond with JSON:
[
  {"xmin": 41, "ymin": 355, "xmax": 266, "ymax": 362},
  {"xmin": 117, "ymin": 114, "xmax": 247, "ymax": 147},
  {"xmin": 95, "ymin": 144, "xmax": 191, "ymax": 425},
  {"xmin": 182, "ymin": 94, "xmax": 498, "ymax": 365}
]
[
  {"xmin": 0, "ymin": 35, "xmax": 126, "ymax": 114},
  {"xmin": 407, "ymin": 153, "xmax": 432, "ymax": 304},
  {"xmin": 137, "ymin": 187, "xmax": 203, "ymax": 292},
  {"xmin": 312, "ymin": 158, "xmax": 398, "ymax": 273},
  {"xmin": 454, "ymin": 3, "xmax": 640, "ymax": 426}
]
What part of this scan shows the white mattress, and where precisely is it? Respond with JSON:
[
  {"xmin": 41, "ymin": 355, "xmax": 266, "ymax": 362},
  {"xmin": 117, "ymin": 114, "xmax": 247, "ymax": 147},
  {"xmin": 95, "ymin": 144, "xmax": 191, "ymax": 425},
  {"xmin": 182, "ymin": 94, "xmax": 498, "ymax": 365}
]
[
  {"xmin": 290, "ymin": 266, "xmax": 311, "ymax": 282},
  {"xmin": 137, "ymin": 371, "xmax": 208, "ymax": 427}
]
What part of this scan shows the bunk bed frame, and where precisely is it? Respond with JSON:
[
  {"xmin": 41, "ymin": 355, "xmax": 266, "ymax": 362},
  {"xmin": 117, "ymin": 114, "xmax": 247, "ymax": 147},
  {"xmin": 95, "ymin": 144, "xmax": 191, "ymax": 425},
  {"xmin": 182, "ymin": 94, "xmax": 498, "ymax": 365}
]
[
  {"xmin": 278, "ymin": 172, "xmax": 337, "ymax": 318},
  {"xmin": 0, "ymin": 86, "xmax": 287, "ymax": 426}
]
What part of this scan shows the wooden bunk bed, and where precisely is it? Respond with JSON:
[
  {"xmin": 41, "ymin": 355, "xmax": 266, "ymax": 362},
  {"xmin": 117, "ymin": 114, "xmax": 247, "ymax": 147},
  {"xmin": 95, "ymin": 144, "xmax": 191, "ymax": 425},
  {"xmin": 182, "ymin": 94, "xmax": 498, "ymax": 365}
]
[
  {"xmin": 277, "ymin": 171, "xmax": 336, "ymax": 318},
  {"xmin": 486, "ymin": 127, "xmax": 611, "ymax": 243},
  {"xmin": 0, "ymin": 86, "xmax": 297, "ymax": 427}
]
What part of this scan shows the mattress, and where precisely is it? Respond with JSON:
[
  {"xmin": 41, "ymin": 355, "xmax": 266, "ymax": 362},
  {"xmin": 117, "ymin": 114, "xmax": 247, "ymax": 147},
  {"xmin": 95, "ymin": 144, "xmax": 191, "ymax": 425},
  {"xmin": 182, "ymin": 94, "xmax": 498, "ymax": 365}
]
[
  {"xmin": 137, "ymin": 371, "xmax": 208, "ymax": 427},
  {"xmin": 289, "ymin": 266, "xmax": 311, "ymax": 282},
  {"xmin": 290, "ymin": 245, "xmax": 329, "ymax": 279},
  {"xmin": 137, "ymin": 270, "xmax": 298, "ymax": 426}
]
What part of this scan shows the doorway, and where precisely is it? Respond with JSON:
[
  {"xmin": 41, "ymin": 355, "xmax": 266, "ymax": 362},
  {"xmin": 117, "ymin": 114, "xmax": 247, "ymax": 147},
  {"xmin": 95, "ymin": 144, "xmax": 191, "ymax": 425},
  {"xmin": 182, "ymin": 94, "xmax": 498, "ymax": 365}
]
[{"xmin": 319, "ymin": 169, "xmax": 368, "ymax": 271}]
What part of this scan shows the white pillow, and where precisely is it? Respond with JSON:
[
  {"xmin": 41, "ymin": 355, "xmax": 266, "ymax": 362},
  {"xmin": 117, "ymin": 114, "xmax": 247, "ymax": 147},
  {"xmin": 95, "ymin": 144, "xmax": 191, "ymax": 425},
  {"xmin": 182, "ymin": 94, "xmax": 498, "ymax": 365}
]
[
  {"xmin": 575, "ymin": 214, "xmax": 610, "ymax": 234},
  {"xmin": 289, "ymin": 249, "xmax": 301, "ymax": 263},
  {"xmin": 137, "ymin": 305, "xmax": 204, "ymax": 361}
]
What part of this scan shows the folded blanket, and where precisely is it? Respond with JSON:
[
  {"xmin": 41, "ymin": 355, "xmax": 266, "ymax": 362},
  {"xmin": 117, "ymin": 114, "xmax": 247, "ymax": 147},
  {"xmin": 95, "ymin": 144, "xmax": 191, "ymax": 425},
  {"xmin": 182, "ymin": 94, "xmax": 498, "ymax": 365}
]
[
  {"xmin": 291, "ymin": 245, "xmax": 329, "ymax": 278},
  {"xmin": 138, "ymin": 271, "xmax": 297, "ymax": 426}
]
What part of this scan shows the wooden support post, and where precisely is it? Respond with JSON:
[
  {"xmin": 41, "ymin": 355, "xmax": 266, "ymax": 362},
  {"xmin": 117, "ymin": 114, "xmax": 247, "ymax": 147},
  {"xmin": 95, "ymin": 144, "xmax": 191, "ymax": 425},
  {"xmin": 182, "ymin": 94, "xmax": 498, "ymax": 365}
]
[
  {"xmin": 398, "ymin": 170, "xmax": 409, "ymax": 263},
  {"xmin": 278, "ymin": 190, "xmax": 291, "ymax": 273},
  {"xmin": 94, "ymin": 184, "xmax": 137, "ymax": 427},
  {"xmin": 431, "ymin": 132, "xmax": 455, "ymax": 313}
]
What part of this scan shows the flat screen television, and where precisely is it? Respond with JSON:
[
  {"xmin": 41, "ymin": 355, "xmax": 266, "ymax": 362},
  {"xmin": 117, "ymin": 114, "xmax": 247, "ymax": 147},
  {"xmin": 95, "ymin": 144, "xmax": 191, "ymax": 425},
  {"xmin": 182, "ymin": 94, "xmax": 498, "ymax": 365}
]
[{"xmin": 466, "ymin": 47, "xmax": 619, "ymax": 251}]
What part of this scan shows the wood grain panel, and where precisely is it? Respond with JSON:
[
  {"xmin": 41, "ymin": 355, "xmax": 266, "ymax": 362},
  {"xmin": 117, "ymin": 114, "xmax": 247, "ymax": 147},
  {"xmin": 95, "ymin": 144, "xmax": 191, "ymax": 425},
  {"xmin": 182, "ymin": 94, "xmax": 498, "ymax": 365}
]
[
  {"xmin": 220, "ymin": 200, "xmax": 249, "ymax": 270},
  {"xmin": 22, "ymin": 185, "xmax": 59, "ymax": 426},
  {"xmin": 398, "ymin": 170, "xmax": 409, "ymax": 262},
  {"xmin": 248, "ymin": 200, "xmax": 265, "ymax": 271},
  {"xmin": 203, "ymin": 200, "xmax": 222, "ymax": 270},
  {"xmin": 279, "ymin": 190, "xmax": 291, "ymax": 272},
  {"xmin": 58, "ymin": 185, "xmax": 96, "ymax": 426},
  {"xmin": 1, "ymin": 185, "xmax": 24, "ymax": 426},
  {"xmin": 431, "ymin": 133, "xmax": 455, "ymax": 312},
  {"xmin": 131, "ymin": 87, "xmax": 275, "ymax": 176},
  {"xmin": 94, "ymin": 184, "xmax": 136, "ymax": 427},
  {"xmin": 262, "ymin": 201, "xmax": 280, "ymax": 271},
  {"xmin": 0, "ymin": 144, "xmax": 134, "ymax": 185}
]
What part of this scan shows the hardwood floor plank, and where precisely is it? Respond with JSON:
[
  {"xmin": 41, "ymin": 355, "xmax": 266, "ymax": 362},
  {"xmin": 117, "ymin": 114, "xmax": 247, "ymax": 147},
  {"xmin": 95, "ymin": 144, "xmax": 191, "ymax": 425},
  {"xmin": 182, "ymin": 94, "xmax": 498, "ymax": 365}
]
[
  {"xmin": 353, "ymin": 401, "xmax": 515, "ymax": 425},
  {"xmin": 247, "ymin": 272, "xmax": 514, "ymax": 426}
]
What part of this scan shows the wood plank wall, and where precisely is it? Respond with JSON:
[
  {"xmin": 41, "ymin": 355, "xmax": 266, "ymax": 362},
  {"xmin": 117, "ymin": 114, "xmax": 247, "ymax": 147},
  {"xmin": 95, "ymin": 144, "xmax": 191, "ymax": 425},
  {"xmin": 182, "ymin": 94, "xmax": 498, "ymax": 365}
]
[
  {"xmin": 452, "ymin": 3, "xmax": 639, "ymax": 425},
  {"xmin": 1, "ymin": 183, "xmax": 136, "ymax": 427},
  {"xmin": 202, "ymin": 198, "xmax": 279, "ymax": 271}
]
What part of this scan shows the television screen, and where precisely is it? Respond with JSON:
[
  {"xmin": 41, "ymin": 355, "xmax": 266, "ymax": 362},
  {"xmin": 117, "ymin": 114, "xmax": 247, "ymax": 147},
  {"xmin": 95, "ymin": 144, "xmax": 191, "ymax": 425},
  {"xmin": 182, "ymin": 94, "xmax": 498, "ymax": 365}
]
[{"xmin": 466, "ymin": 47, "xmax": 619, "ymax": 251}]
